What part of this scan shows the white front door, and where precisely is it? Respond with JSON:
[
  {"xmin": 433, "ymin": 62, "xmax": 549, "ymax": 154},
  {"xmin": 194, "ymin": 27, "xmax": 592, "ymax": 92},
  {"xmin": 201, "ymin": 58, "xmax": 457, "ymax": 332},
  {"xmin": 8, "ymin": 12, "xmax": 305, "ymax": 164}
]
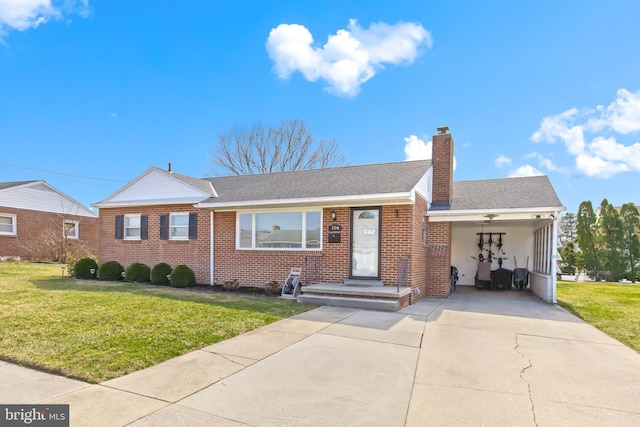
[{"xmin": 350, "ymin": 207, "xmax": 381, "ymax": 278}]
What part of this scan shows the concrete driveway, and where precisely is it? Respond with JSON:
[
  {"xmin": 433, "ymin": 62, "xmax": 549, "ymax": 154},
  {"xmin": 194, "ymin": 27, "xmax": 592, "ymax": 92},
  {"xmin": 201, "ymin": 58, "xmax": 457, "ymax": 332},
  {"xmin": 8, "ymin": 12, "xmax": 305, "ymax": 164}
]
[{"xmin": 2, "ymin": 286, "xmax": 640, "ymax": 426}]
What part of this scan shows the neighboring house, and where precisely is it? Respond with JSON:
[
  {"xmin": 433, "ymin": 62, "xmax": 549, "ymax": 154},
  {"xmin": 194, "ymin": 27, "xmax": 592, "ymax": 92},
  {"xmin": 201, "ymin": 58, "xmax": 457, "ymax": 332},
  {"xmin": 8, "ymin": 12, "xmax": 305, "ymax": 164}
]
[
  {"xmin": 93, "ymin": 127, "xmax": 564, "ymax": 307},
  {"xmin": 0, "ymin": 180, "xmax": 99, "ymax": 261}
]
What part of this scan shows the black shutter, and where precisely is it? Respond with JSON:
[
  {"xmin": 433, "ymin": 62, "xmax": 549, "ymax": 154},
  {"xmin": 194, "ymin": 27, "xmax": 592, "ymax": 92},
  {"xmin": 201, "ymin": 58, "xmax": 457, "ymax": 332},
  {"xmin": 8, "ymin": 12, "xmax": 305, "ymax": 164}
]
[
  {"xmin": 141, "ymin": 215, "xmax": 148, "ymax": 240},
  {"xmin": 159, "ymin": 214, "xmax": 168, "ymax": 239},
  {"xmin": 188, "ymin": 213, "xmax": 197, "ymax": 239},
  {"xmin": 115, "ymin": 215, "xmax": 123, "ymax": 239}
]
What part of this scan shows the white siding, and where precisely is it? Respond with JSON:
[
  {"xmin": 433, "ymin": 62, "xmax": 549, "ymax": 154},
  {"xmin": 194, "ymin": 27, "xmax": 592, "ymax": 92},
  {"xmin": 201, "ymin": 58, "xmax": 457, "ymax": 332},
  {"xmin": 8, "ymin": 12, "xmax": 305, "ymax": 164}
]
[
  {"xmin": 108, "ymin": 170, "xmax": 208, "ymax": 203},
  {"xmin": 414, "ymin": 168, "xmax": 432, "ymax": 205},
  {"xmin": 0, "ymin": 183, "xmax": 96, "ymax": 217}
]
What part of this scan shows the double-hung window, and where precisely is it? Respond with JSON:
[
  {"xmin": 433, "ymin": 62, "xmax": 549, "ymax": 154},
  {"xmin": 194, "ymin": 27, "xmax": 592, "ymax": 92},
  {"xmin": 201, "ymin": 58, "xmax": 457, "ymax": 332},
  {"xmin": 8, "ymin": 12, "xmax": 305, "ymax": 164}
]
[
  {"xmin": 170, "ymin": 213, "xmax": 189, "ymax": 240},
  {"xmin": 0, "ymin": 214, "xmax": 17, "ymax": 236},
  {"xmin": 64, "ymin": 220, "xmax": 79, "ymax": 239},
  {"xmin": 124, "ymin": 214, "xmax": 141, "ymax": 240},
  {"xmin": 237, "ymin": 210, "xmax": 321, "ymax": 250},
  {"xmin": 159, "ymin": 212, "xmax": 197, "ymax": 240},
  {"xmin": 115, "ymin": 214, "xmax": 147, "ymax": 240}
]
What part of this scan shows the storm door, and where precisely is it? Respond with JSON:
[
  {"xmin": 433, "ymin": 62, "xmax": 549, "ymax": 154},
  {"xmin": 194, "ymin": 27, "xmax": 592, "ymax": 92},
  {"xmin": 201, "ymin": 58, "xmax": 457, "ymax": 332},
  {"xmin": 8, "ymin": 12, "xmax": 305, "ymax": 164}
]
[{"xmin": 350, "ymin": 207, "xmax": 381, "ymax": 279}]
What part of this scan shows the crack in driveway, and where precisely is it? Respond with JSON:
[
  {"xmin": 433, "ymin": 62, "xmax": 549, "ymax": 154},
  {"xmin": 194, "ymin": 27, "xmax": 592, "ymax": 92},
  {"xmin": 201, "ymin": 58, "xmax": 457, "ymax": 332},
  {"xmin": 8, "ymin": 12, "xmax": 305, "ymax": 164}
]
[{"xmin": 515, "ymin": 334, "xmax": 538, "ymax": 427}]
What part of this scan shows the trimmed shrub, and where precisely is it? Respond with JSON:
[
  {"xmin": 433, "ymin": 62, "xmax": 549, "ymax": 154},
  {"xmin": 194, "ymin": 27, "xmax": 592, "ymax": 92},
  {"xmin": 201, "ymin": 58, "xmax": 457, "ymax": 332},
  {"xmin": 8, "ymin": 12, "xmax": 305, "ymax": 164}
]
[
  {"xmin": 125, "ymin": 262, "xmax": 151, "ymax": 283},
  {"xmin": 222, "ymin": 279, "xmax": 240, "ymax": 291},
  {"xmin": 98, "ymin": 261, "xmax": 125, "ymax": 281},
  {"xmin": 265, "ymin": 280, "xmax": 281, "ymax": 296},
  {"xmin": 170, "ymin": 264, "xmax": 196, "ymax": 288},
  {"xmin": 73, "ymin": 257, "xmax": 98, "ymax": 279},
  {"xmin": 151, "ymin": 262, "xmax": 172, "ymax": 285}
]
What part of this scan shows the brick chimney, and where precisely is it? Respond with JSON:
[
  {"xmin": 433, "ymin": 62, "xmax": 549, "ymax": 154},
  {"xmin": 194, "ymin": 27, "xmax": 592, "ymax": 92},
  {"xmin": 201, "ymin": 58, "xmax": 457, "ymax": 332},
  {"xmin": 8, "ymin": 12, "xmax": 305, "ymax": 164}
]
[{"xmin": 431, "ymin": 126, "xmax": 454, "ymax": 209}]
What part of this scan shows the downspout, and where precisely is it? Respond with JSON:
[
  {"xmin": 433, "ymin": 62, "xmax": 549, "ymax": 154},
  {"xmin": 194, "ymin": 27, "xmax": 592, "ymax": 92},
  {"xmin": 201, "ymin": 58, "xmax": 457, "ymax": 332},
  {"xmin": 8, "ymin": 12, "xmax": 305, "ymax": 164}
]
[
  {"xmin": 551, "ymin": 212, "xmax": 559, "ymax": 303},
  {"xmin": 210, "ymin": 210, "xmax": 215, "ymax": 286}
]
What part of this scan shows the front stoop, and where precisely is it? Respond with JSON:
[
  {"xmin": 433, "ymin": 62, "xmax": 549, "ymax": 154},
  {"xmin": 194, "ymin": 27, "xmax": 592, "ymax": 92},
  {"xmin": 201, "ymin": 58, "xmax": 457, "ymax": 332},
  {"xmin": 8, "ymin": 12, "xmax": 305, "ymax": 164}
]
[{"xmin": 296, "ymin": 283, "xmax": 412, "ymax": 312}]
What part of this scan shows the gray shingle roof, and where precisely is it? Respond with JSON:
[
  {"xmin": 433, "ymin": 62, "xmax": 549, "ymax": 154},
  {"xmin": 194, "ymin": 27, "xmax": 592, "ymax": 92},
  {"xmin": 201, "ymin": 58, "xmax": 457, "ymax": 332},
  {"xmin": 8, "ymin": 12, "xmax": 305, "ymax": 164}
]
[
  {"xmin": 0, "ymin": 181, "xmax": 38, "ymax": 190},
  {"xmin": 449, "ymin": 176, "xmax": 563, "ymax": 211},
  {"xmin": 168, "ymin": 171, "xmax": 215, "ymax": 195},
  {"xmin": 199, "ymin": 160, "xmax": 431, "ymax": 204}
]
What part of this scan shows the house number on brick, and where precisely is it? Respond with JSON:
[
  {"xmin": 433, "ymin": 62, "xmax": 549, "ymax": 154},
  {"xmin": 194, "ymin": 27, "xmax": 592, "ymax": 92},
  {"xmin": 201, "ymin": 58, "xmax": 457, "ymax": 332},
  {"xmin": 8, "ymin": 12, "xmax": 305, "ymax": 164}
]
[{"xmin": 328, "ymin": 224, "xmax": 342, "ymax": 232}]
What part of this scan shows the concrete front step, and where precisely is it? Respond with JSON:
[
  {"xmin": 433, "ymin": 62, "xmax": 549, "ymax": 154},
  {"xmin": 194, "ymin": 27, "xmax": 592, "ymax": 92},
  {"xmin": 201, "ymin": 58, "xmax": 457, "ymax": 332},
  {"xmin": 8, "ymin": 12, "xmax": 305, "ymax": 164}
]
[
  {"xmin": 297, "ymin": 294, "xmax": 399, "ymax": 312},
  {"xmin": 344, "ymin": 279, "xmax": 384, "ymax": 286},
  {"xmin": 296, "ymin": 283, "xmax": 412, "ymax": 311}
]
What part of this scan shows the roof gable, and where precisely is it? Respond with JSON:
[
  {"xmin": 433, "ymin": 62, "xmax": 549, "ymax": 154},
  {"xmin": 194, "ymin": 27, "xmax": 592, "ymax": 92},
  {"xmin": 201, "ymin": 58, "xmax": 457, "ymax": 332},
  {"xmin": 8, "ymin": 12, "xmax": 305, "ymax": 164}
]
[
  {"xmin": 0, "ymin": 180, "xmax": 97, "ymax": 217},
  {"xmin": 93, "ymin": 167, "xmax": 214, "ymax": 208}
]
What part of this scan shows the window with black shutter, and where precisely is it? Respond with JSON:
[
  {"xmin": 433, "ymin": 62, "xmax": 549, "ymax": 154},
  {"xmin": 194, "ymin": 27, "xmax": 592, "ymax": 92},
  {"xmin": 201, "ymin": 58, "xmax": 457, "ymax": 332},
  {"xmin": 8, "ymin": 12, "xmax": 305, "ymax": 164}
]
[
  {"xmin": 189, "ymin": 213, "xmax": 197, "ymax": 239},
  {"xmin": 115, "ymin": 215, "xmax": 123, "ymax": 239},
  {"xmin": 159, "ymin": 214, "xmax": 168, "ymax": 239},
  {"xmin": 141, "ymin": 214, "xmax": 148, "ymax": 240}
]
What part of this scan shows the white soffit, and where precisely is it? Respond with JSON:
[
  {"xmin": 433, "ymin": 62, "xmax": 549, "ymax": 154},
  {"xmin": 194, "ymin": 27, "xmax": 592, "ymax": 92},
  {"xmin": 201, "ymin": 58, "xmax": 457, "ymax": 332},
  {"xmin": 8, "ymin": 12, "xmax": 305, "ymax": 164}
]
[{"xmin": 427, "ymin": 207, "xmax": 561, "ymax": 222}]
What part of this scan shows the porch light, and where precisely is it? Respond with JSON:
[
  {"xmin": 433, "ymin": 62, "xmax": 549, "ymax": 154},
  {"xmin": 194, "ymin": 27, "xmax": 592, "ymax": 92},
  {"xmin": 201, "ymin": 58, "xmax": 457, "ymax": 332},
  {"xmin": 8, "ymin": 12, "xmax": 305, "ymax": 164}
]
[{"xmin": 331, "ymin": 210, "xmax": 337, "ymax": 221}]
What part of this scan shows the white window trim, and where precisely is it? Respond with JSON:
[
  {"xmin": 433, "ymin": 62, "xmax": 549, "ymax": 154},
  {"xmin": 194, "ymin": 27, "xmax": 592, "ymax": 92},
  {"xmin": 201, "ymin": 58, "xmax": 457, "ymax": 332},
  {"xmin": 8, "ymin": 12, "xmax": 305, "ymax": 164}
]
[
  {"xmin": 236, "ymin": 209, "xmax": 322, "ymax": 251},
  {"xmin": 0, "ymin": 213, "xmax": 17, "ymax": 236},
  {"xmin": 64, "ymin": 219, "xmax": 79, "ymax": 239},
  {"xmin": 124, "ymin": 214, "xmax": 141, "ymax": 241},
  {"xmin": 169, "ymin": 212, "xmax": 189, "ymax": 241}
]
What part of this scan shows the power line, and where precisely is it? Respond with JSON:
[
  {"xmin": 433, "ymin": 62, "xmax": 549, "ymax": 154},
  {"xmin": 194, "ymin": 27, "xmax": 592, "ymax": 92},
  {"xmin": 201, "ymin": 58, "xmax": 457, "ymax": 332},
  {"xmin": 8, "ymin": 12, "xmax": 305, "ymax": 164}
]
[{"xmin": 0, "ymin": 161, "xmax": 127, "ymax": 183}]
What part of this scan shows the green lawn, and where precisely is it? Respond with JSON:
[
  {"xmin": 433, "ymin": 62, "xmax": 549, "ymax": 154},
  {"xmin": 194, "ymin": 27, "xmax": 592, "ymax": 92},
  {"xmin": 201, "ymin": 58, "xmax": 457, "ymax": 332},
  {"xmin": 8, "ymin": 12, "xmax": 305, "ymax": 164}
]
[
  {"xmin": 0, "ymin": 262, "xmax": 314, "ymax": 383},
  {"xmin": 556, "ymin": 280, "xmax": 640, "ymax": 353}
]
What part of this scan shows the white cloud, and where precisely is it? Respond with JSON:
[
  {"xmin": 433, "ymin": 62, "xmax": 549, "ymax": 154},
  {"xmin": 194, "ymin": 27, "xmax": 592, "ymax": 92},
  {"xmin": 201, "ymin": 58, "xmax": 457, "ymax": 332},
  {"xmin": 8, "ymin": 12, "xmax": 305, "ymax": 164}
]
[
  {"xmin": 508, "ymin": 165, "xmax": 544, "ymax": 178},
  {"xmin": 525, "ymin": 152, "xmax": 566, "ymax": 173},
  {"xmin": 403, "ymin": 134, "xmax": 456, "ymax": 169},
  {"xmin": 586, "ymin": 89, "xmax": 640, "ymax": 134},
  {"xmin": 266, "ymin": 19, "xmax": 432, "ymax": 97},
  {"xmin": 494, "ymin": 155, "xmax": 511, "ymax": 168},
  {"xmin": 530, "ymin": 88, "xmax": 640, "ymax": 178},
  {"xmin": 0, "ymin": 0, "xmax": 90, "ymax": 40},
  {"xmin": 404, "ymin": 135, "xmax": 431, "ymax": 160},
  {"xmin": 110, "ymin": 112, "xmax": 118, "ymax": 118}
]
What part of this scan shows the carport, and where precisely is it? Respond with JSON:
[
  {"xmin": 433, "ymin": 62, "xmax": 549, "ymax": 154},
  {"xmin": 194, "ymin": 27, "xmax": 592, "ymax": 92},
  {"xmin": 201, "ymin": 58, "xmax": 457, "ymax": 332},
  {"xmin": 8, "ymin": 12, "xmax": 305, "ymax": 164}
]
[{"xmin": 428, "ymin": 176, "xmax": 564, "ymax": 303}]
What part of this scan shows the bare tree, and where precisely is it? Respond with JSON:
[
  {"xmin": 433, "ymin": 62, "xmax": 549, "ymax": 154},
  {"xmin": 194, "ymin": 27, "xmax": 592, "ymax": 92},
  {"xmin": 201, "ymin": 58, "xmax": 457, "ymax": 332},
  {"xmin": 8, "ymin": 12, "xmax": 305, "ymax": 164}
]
[{"xmin": 209, "ymin": 119, "xmax": 345, "ymax": 175}]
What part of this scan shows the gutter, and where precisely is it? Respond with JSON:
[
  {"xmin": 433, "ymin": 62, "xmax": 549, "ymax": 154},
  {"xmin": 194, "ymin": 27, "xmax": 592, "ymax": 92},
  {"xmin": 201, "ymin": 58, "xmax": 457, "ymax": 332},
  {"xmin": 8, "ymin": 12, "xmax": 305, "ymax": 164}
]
[{"xmin": 195, "ymin": 192, "xmax": 415, "ymax": 210}]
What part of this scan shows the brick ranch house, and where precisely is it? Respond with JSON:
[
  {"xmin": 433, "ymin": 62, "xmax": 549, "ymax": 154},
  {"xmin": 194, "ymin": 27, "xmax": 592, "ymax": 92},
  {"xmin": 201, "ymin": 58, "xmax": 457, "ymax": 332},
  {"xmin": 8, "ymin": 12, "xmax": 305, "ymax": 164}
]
[
  {"xmin": 0, "ymin": 180, "xmax": 99, "ymax": 261},
  {"xmin": 93, "ymin": 127, "xmax": 564, "ymax": 309}
]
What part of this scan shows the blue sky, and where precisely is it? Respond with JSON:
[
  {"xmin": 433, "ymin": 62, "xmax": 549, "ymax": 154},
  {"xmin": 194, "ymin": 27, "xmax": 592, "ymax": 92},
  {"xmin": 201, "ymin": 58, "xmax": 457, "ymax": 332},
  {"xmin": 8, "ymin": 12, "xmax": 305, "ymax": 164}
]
[{"xmin": 1, "ymin": 1, "xmax": 639, "ymax": 214}]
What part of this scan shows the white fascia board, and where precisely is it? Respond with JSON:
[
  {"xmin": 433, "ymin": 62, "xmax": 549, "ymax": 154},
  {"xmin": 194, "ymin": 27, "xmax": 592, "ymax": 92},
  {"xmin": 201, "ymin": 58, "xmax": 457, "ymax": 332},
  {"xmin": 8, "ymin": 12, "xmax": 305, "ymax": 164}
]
[
  {"xmin": 427, "ymin": 206, "xmax": 564, "ymax": 222},
  {"xmin": 93, "ymin": 197, "xmax": 206, "ymax": 208},
  {"xmin": 195, "ymin": 192, "xmax": 415, "ymax": 211}
]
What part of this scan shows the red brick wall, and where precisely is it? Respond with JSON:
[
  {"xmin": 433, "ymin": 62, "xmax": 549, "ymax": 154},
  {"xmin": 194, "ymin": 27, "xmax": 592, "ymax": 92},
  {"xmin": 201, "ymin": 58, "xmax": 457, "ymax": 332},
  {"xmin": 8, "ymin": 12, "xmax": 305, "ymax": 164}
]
[
  {"xmin": 432, "ymin": 131, "xmax": 454, "ymax": 205},
  {"xmin": 410, "ymin": 195, "xmax": 429, "ymax": 301},
  {"xmin": 98, "ymin": 205, "xmax": 210, "ymax": 284},
  {"xmin": 0, "ymin": 207, "xmax": 98, "ymax": 260},
  {"xmin": 213, "ymin": 204, "xmax": 425, "ymax": 291},
  {"xmin": 97, "ymin": 201, "xmax": 432, "ymax": 302},
  {"xmin": 425, "ymin": 219, "xmax": 452, "ymax": 297}
]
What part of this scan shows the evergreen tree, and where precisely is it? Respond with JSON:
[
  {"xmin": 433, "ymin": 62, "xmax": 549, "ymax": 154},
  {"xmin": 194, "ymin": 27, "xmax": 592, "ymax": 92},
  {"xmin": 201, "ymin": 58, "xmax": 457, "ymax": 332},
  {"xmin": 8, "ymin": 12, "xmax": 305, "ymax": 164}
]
[
  {"xmin": 598, "ymin": 199, "xmax": 625, "ymax": 281},
  {"xmin": 620, "ymin": 203, "xmax": 640, "ymax": 282},
  {"xmin": 559, "ymin": 241, "xmax": 578, "ymax": 274},
  {"xmin": 576, "ymin": 200, "xmax": 600, "ymax": 277},
  {"xmin": 559, "ymin": 212, "xmax": 577, "ymax": 245}
]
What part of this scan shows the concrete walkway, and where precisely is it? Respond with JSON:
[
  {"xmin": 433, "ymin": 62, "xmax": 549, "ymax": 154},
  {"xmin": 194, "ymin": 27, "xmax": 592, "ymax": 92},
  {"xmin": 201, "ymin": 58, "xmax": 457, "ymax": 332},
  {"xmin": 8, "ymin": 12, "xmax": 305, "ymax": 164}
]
[{"xmin": 2, "ymin": 287, "xmax": 640, "ymax": 426}]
